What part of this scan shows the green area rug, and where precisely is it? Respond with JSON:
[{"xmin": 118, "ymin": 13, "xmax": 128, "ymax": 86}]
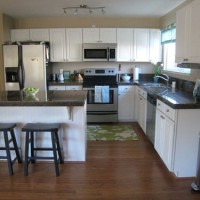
[{"xmin": 87, "ymin": 124, "xmax": 138, "ymax": 141}]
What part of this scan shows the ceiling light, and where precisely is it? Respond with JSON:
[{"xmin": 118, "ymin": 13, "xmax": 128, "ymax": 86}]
[{"xmin": 63, "ymin": 4, "xmax": 106, "ymax": 16}]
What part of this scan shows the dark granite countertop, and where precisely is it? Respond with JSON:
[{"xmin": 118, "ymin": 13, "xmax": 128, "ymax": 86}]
[
  {"xmin": 48, "ymin": 80, "xmax": 83, "ymax": 86},
  {"xmin": 0, "ymin": 90, "xmax": 87, "ymax": 106},
  {"xmin": 137, "ymin": 82, "xmax": 200, "ymax": 109}
]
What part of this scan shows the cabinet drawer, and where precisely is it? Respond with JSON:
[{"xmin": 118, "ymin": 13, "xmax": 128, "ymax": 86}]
[
  {"xmin": 48, "ymin": 86, "xmax": 65, "ymax": 90},
  {"xmin": 157, "ymin": 99, "xmax": 175, "ymax": 121},
  {"xmin": 157, "ymin": 99, "xmax": 165, "ymax": 112},
  {"xmin": 165, "ymin": 104, "xmax": 175, "ymax": 121},
  {"xmin": 139, "ymin": 88, "xmax": 147, "ymax": 99},
  {"xmin": 118, "ymin": 85, "xmax": 134, "ymax": 92},
  {"xmin": 65, "ymin": 85, "xmax": 82, "ymax": 90}
]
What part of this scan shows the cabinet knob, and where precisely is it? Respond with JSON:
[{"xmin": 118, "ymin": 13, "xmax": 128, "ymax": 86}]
[
  {"xmin": 161, "ymin": 115, "xmax": 165, "ymax": 119},
  {"xmin": 166, "ymin": 109, "xmax": 169, "ymax": 112},
  {"xmin": 158, "ymin": 103, "xmax": 160, "ymax": 106}
]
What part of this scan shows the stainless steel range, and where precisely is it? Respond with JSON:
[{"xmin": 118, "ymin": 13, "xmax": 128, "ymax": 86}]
[{"xmin": 83, "ymin": 68, "xmax": 118, "ymax": 123}]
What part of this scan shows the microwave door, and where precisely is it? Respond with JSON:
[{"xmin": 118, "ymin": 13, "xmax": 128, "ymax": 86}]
[{"xmin": 83, "ymin": 48, "xmax": 108, "ymax": 61}]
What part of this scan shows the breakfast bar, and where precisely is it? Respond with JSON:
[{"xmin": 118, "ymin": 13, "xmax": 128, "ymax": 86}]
[{"xmin": 0, "ymin": 90, "xmax": 87, "ymax": 162}]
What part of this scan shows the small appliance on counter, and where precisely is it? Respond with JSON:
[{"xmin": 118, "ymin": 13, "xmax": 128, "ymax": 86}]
[
  {"xmin": 121, "ymin": 74, "xmax": 131, "ymax": 81},
  {"xmin": 57, "ymin": 69, "xmax": 64, "ymax": 82}
]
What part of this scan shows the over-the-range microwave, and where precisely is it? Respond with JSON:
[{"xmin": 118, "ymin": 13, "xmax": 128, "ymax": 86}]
[{"xmin": 83, "ymin": 43, "xmax": 117, "ymax": 61}]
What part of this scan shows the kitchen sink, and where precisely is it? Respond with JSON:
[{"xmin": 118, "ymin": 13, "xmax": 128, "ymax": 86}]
[{"xmin": 143, "ymin": 83, "xmax": 169, "ymax": 95}]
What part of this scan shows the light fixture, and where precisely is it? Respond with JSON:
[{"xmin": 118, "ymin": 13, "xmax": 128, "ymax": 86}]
[{"xmin": 63, "ymin": 4, "xmax": 106, "ymax": 16}]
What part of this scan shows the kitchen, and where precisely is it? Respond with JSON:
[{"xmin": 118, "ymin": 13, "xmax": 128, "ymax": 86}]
[{"xmin": 1, "ymin": 0, "xmax": 200, "ymax": 199}]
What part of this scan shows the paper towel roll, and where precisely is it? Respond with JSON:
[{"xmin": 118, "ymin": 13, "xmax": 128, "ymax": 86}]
[{"xmin": 133, "ymin": 67, "xmax": 140, "ymax": 81}]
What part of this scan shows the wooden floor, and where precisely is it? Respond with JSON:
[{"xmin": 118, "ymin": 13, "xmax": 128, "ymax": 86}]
[{"xmin": 0, "ymin": 122, "xmax": 199, "ymax": 200}]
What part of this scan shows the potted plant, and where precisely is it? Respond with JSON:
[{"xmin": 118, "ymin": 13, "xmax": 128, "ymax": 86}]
[{"xmin": 153, "ymin": 63, "xmax": 162, "ymax": 83}]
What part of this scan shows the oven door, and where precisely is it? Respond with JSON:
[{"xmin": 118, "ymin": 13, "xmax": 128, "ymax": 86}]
[
  {"xmin": 84, "ymin": 87, "xmax": 118, "ymax": 111},
  {"xmin": 83, "ymin": 87, "xmax": 118, "ymax": 122}
]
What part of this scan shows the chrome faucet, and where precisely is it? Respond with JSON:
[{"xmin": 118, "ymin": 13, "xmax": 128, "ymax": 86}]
[{"xmin": 154, "ymin": 74, "xmax": 169, "ymax": 87}]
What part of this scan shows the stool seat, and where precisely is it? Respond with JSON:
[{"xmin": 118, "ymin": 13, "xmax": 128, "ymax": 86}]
[
  {"xmin": 0, "ymin": 123, "xmax": 22, "ymax": 176},
  {"xmin": 22, "ymin": 123, "xmax": 60, "ymax": 132},
  {"xmin": 22, "ymin": 123, "xmax": 63, "ymax": 176},
  {"xmin": 0, "ymin": 123, "xmax": 16, "ymax": 131}
]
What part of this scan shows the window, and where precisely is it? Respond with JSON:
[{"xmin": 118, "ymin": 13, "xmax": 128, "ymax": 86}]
[{"xmin": 161, "ymin": 24, "xmax": 191, "ymax": 74}]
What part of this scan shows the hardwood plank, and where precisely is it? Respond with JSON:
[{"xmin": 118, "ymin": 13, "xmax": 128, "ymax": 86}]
[{"xmin": 0, "ymin": 122, "xmax": 198, "ymax": 200}]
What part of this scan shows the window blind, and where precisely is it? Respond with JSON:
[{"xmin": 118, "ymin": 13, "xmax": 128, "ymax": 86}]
[{"xmin": 161, "ymin": 23, "xmax": 176, "ymax": 44}]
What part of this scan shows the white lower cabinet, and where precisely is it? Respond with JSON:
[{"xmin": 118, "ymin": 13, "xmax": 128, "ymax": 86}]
[
  {"xmin": 155, "ymin": 109, "xmax": 174, "ymax": 171},
  {"xmin": 155, "ymin": 99, "xmax": 200, "ymax": 177},
  {"xmin": 138, "ymin": 88, "xmax": 147, "ymax": 133},
  {"xmin": 118, "ymin": 85, "xmax": 135, "ymax": 121}
]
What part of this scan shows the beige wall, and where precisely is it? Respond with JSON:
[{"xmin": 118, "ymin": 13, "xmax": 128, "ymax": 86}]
[
  {"xmin": 0, "ymin": 13, "xmax": 5, "ymax": 90},
  {"xmin": 14, "ymin": 16, "xmax": 160, "ymax": 29},
  {"xmin": 3, "ymin": 14, "xmax": 15, "ymax": 42}
]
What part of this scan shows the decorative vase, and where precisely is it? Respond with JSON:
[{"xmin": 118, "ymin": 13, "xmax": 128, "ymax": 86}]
[{"xmin": 154, "ymin": 77, "xmax": 159, "ymax": 83}]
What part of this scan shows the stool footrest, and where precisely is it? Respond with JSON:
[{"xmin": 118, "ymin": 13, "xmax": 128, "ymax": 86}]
[
  {"xmin": 28, "ymin": 156, "xmax": 56, "ymax": 160},
  {"xmin": 33, "ymin": 147, "xmax": 55, "ymax": 151}
]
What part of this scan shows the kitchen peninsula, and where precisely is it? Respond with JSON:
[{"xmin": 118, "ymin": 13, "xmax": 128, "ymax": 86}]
[{"xmin": 0, "ymin": 90, "xmax": 87, "ymax": 162}]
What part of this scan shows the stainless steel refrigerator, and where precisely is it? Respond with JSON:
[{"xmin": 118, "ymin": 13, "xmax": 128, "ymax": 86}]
[{"xmin": 3, "ymin": 42, "xmax": 50, "ymax": 91}]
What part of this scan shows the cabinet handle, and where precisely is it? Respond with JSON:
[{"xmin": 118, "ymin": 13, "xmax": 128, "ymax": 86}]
[
  {"xmin": 140, "ymin": 98, "xmax": 142, "ymax": 100},
  {"xmin": 161, "ymin": 115, "xmax": 165, "ymax": 119},
  {"xmin": 183, "ymin": 58, "xmax": 188, "ymax": 61},
  {"xmin": 158, "ymin": 103, "xmax": 160, "ymax": 106},
  {"xmin": 166, "ymin": 109, "xmax": 169, "ymax": 113}
]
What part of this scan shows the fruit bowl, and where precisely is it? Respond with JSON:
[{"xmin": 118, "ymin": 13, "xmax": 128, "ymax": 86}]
[{"xmin": 23, "ymin": 88, "xmax": 39, "ymax": 96}]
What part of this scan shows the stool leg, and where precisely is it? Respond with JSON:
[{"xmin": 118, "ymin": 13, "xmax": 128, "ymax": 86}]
[
  {"xmin": 51, "ymin": 132, "xmax": 60, "ymax": 176},
  {"xmin": 10, "ymin": 129, "xmax": 22, "ymax": 163},
  {"xmin": 30, "ymin": 131, "xmax": 35, "ymax": 163},
  {"xmin": 24, "ymin": 131, "xmax": 30, "ymax": 176},
  {"xmin": 3, "ymin": 131, "xmax": 13, "ymax": 176},
  {"xmin": 55, "ymin": 131, "xmax": 64, "ymax": 164}
]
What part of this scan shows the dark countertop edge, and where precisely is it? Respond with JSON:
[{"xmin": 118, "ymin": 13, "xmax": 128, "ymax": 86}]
[
  {"xmin": 0, "ymin": 101, "xmax": 85, "ymax": 106},
  {"xmin": 48, "ymin": 81, "xmax": 83, "ymax": 86}
]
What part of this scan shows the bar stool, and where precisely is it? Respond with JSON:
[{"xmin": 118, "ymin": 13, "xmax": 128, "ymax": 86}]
[
  {"xmin": 0, "ymin": 123, "xmax": 22, "ymax": 176},
  {"xmin": 22, "ymin": 123, "xmax": 64, "ymax": 176}
]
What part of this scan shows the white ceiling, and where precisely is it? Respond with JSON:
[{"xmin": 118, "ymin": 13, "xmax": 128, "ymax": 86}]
[{"xmin": 0, "ymin": 0, "xmax": 186, "ymax": 18}]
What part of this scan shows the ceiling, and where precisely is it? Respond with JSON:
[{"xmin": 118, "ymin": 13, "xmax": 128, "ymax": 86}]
[{"xmin": 0, "ymin": 0, "xmax": 186, "ymax": 18}]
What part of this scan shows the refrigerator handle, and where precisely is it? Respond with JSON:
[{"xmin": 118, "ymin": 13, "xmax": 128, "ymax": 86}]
[{"xmin": 17, "ymin": 45, "xmax": 25, "ymax": 90}]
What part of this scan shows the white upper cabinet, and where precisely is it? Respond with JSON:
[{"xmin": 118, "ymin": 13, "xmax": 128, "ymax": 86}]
[
  {"xmin": 49, "ymin": 28, "xmax": 66, "ymax": 62},
  {"xmin": 65, "ymin": 28, "xmax": 83, "ymax": 62},
  {"xmin": 83, "ymin": 28, "xmax": 116, "ymax": 43},
  {"xmin": 176, "ymin": 0, "xmax": 200, "ymax": 63},
  {"xmin": 149, "ymin": 29, "xmax": 162, "ymax": 63},
  {"xmin": 117, "ymin": 28, "xmax": 133, "ymax": 61},
  {"xmin": 133, "ymin": 28, "xmax": 150, "ymax": 62},
  {"xmin": 29, "ymin": 29, "xmax": 49, "ymax": 41},
  {"xmin": 99, "ymin": 28, "xmax": 117, "ymax": 43},
  {"xmin": 11, "ymin": 29, "xmax": 30, "ymax": 42}
]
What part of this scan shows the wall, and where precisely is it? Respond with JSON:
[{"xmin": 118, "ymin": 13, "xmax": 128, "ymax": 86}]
[
  {"xmin": 52, "ymin": 62, "xmax": 154, "ymax": 77},
  {"xmin": 14, "ymin": 16, "xmax": 160, "ymax": 29},
  {"xmin": 3, "ymin": 14, "xmax": 15, "ymax": 43}
]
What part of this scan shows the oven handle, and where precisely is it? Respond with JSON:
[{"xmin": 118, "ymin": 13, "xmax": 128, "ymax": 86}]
[{"xmin": 87, "ymin": 111, "xmax": 118, "ymax": 115}]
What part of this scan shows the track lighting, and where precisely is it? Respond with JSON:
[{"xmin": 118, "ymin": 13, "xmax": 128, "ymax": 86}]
[{"xmin": 63, "ymin": 4, "xmax": 106, "ymax": 16}]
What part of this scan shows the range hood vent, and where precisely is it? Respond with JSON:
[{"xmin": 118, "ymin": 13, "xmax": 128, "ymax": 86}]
[{"xmin": 177, "ymin": 63, "xmax": 200, "ymax": 69}]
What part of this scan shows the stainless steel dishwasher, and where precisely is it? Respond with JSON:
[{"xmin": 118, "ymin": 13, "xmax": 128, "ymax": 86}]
[{"xmin": 146, "ymin": 93, "xmax": 157, "ymax": 145}]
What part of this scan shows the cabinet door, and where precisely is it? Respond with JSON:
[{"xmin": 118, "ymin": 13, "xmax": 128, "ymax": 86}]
[
  {"xmin": 117, "ymin": 28, "xmax": 133, "ymax": 61},
  {"xmin": 134, "ymin": 28, "xmax": 150, "ymax": 62},
  {"xmin": 155, "ymin": 109, "xmax": 164, "ymax": 156},
  {"xmin": 100, "ymin": 28, "xmax": 117, "ymax": 43},
  {"xmin": 11, "ymin": 29, "xmax": 30, "ymax": 42},
  {"xmin": 176, "ymin": 5, "xmax": 189, "ymax": 63},
  {"xmin": 66, "ymin": 28, "xmax": 82, "ymax": 62},
  {"xmin": 149, "ymin": 29, "xmax": 162, "ymax": 63},
  {"xmin": 49, "ymin": 28, "xmax": 66, "ymax": 62},
  {"xmin": 118, "ymin": 91, "xmax": 135, "ymax": 121},
  {"xmin": 138, "ymin": 95, "xmax": 147, "ymax": 133},
  {"xmin": 134, "ymin": 86, "xmax": 140, "ymax": 122},
  {"xmin": 83, "ymin": 28, "xmax": 99, "ymax": 43},
  {"xmin": 162, "ymin": 117, "xmax": 174, "ymax": 171},
  {"xmin": 30, "ymin": 29, "xmax": 49, "ymax": 41},
  {"xmin": 187, "ymin": 0, "xmax": 200, "ymax": 63}
]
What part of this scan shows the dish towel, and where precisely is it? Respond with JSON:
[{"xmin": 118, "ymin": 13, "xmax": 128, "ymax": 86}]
[
  {"xmin": 102, "ymin": 86, "xmax": 110, "ymax": 103},
  {"xmin": 95, "ymin": 86, "xmax": 102, "ymax": 103}
]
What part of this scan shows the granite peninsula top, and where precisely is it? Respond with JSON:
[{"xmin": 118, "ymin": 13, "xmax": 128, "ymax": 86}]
[{"xmin": 0, "ymin": 90, "xmax": 87, "ymax": 106}]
